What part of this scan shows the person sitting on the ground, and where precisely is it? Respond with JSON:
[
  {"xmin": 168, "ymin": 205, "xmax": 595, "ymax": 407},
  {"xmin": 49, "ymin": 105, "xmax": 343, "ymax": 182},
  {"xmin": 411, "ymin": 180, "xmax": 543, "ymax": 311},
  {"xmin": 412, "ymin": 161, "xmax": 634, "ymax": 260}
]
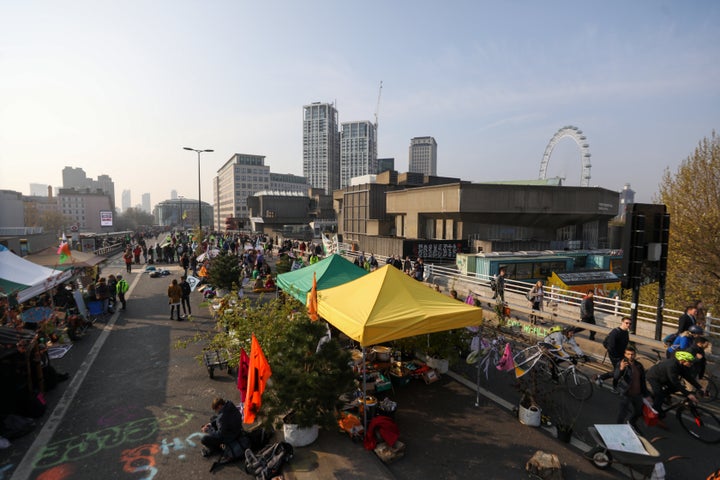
[
  {"xmin": 263, "ymin": 275, "xmax": 276, "ymax": 290},
  {"xmin": 253, "ymin": 276, "xmax": 264, "ymax": 291},
  {"xmin": 200, "ymin": 397, "xmax": 245, "ymax": 458}
]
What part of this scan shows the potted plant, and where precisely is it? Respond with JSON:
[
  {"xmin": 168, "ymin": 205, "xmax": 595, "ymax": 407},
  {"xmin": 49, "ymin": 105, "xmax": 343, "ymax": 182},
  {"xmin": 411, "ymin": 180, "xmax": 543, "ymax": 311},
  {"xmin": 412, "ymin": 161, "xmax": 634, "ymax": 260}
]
[
  {"xmin": 551, "ymin": 390, "xmax": 584, "ymax": 443},
  {"xmin": 261, "ymin": 316, "xmax": 354, "ymax": 446},
  {"xmin": 198, "ymin": 297, "xmax": 354, "ymax": 447}
]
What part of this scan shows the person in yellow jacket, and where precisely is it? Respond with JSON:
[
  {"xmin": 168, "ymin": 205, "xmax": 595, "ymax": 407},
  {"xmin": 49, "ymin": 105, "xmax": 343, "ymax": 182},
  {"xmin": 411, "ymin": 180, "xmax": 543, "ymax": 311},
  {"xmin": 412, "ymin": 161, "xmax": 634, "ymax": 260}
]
[{"xmin": 168, "ymin": 278, "xmax": 183, "ymax": 321}]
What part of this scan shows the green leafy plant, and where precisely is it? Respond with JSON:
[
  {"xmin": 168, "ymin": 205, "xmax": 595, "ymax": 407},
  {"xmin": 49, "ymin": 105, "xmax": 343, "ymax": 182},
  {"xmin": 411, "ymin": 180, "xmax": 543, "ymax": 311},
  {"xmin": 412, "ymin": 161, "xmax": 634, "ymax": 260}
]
[
  {"xmin": 185, "ymin": 295, "xmax": 354, "ymax": 430},
  {"xmin": 206, "ymin": 251, "xmax": 242, "ymax": 291}
]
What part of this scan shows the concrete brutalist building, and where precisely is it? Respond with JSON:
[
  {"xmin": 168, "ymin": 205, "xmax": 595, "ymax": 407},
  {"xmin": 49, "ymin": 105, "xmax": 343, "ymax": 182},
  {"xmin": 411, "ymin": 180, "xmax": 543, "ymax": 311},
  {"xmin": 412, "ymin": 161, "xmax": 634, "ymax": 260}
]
[{"xmin": 334, "ymin": 171, "xmax": 619, "ymax": 259}]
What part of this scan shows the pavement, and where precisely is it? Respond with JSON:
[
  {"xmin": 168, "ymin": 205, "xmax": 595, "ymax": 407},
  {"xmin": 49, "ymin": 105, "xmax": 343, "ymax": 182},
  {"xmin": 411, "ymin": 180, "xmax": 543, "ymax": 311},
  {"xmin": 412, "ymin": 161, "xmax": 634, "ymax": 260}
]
[{"xmin": 282, "ymin": 329, "xmax": 627, "ymax": 480}]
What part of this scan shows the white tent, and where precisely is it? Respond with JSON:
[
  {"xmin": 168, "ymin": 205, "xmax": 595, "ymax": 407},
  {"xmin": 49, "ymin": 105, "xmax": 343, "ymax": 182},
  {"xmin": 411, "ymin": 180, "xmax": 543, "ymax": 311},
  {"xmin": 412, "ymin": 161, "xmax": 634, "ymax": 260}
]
[{"xmin": 0, "ymin": 245, "xmax": 73, "ymax": 302}]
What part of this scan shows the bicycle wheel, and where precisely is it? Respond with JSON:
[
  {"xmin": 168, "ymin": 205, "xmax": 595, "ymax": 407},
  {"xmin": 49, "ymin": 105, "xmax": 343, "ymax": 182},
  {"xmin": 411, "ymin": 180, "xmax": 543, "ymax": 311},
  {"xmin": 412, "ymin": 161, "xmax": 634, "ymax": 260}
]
[
  {"xmin": 565, "ymin": 369, "xmax": 593, "ymax": 401},
  {"xmin": 676, "ymin": 403, "xmax": 720, "ymax": 444}
]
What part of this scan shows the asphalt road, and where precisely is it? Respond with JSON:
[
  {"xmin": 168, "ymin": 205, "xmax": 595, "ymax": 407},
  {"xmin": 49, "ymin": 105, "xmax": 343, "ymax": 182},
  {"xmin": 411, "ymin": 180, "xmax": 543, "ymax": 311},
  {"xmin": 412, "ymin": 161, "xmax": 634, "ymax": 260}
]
[{"xmin": 1, "ymin": 251, "xmax": 719, "ymax": 480}]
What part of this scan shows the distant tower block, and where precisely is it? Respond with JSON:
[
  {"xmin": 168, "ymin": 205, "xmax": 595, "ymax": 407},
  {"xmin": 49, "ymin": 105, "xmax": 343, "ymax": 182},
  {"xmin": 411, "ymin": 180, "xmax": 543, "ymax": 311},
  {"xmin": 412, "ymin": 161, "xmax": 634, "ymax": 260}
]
[{"xmin": 539, "ymin": 126, "xmax": 592, "ymax": 186}]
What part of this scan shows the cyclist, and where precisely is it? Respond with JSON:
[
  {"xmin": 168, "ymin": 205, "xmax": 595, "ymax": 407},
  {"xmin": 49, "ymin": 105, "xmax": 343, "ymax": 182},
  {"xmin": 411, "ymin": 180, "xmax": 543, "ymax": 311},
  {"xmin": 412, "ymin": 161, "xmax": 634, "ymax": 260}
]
[
  {"xmin": 542, "ymin": 326, "xmax": 585, "ymax": 382},
  {"xmin": 685, "ymin": 335, "xmax": 710, "ymax": 384},
  {"xmin": 646, "ymin": 350, "xmax": 702, "ymax": 424},
  {"xmin": 666, "ymin": 324, "xmax": 704, "ymax": 358}
]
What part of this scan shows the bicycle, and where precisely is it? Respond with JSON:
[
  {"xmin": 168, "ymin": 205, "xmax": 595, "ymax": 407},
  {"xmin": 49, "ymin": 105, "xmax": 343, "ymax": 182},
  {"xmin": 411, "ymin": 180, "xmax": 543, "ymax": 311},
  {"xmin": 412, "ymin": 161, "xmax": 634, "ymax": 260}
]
[
  {"xmin": 656, "ymin": 394, "xmax": 720, "ymax": 444},
  {"xmin": 649, "ymin": 348, "xmax": 718, "ymax": 403},
  {"xmin": 513, "ymin": 343, "xmax": 594, "ymax": 401}
]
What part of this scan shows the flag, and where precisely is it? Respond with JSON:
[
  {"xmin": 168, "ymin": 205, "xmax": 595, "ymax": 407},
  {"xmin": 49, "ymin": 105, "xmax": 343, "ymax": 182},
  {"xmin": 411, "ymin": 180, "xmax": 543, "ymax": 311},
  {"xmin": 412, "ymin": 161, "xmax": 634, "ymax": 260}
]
[
  {"xmin": 244, "ymin": 334, "xmax": 272, "ymax": 424},
  {"xmin": 496, "ymin": 343, "xmax": 514, "ymax": 372},
  {"xmin": 306, "ymin": 272, "xmax": 319, "ymax": 321},
  {"xmin": 237, "ymin": 348, "xmax": 250, "ymax": 402},
  {"xmin": 186, "ymin": 275, "xmax": 201, "ymax": 291},
  {"xmin": 57, "ymin": 242, "xmax": 72, "ymax": 264},
  {"xmin": 182, "ymin": 210, "xmax": 187, "ymax": 219},
  {"xmin": 198, "ymin": 265, "xmax": 208, "ymax": 277}
]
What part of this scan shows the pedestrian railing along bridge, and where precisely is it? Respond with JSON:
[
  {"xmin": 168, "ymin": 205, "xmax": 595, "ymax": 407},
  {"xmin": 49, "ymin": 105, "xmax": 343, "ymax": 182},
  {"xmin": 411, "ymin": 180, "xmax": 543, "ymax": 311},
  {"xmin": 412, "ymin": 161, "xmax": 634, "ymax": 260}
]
[{"xmin": 338, "ymin": 249, "xmax": 718, "ymax": 348}]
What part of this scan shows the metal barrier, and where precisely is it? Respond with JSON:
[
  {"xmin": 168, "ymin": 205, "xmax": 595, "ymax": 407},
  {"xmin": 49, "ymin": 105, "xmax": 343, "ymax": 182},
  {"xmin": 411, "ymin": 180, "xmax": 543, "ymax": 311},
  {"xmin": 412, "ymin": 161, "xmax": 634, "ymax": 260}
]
[{"xmin": 339, "ymin": 248, "xmax": 717, "ymax": 343}]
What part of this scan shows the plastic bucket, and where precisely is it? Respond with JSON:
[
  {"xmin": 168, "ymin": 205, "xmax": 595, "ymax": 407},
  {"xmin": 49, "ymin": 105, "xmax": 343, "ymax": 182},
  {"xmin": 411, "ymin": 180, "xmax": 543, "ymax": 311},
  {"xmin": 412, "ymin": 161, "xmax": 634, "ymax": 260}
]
[{"xmin": 518, "ymin": 404, "xmax": 541, "ymax": 427}]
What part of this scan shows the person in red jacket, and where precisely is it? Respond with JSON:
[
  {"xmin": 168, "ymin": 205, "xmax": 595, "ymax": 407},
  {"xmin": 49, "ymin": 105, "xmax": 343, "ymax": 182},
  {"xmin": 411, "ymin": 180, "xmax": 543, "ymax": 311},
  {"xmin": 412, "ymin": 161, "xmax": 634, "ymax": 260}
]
[{"xmin": 123, "ymin": 247, "xmax": 133, "ymax": 273}]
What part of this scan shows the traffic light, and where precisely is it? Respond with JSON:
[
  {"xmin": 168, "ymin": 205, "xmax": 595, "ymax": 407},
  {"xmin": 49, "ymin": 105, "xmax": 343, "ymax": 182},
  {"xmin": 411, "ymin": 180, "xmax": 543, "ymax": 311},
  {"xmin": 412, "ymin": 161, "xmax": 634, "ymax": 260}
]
[{"xmin": 620, "ymin": 204, "xmax": 668, "ymax": 289}]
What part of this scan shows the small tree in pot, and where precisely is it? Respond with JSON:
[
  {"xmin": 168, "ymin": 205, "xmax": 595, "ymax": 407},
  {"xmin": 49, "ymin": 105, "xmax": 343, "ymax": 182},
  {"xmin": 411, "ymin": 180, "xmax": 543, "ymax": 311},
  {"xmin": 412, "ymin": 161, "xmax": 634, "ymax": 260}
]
[{"xmin": 262, "ymin": 316, "xmax": 354, "ymax": 432}]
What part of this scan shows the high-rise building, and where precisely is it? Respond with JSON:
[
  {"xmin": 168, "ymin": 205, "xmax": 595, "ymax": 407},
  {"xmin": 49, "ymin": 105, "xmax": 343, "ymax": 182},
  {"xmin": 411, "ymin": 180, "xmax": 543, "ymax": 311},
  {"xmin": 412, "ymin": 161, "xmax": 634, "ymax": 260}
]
[
  {"xmin": 340, "ymin": 121, "xmax": 377, "ymax": 189},
  {"xmin": 141, "ymin": 193, "xmax": 151, "ymax": 213},
  {"xmin": 171, "ymin": 190, "xmax": 178, "ymax": 200},
  {"xmin": 618, "ymin": 183, "xmax": 635, "ymax": 218},
  {"xmin": 121, "ymin": 190, "xmax": 131, "ymax": 212},
  {"xmin": 303, "ymin": 102, "xmax": 340, "ymax": 195},
  {"xmin": 409, "ymin": 136, "xmax": 437, "ymax": 176}
]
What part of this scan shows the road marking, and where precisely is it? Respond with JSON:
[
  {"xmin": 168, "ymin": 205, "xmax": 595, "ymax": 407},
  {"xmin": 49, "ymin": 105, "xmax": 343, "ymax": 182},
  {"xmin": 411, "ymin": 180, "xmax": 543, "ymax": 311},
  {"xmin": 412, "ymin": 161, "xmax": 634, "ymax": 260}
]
[{"xmin": 10, "ymin": 272, "xmax": 143, "ymax": 480}]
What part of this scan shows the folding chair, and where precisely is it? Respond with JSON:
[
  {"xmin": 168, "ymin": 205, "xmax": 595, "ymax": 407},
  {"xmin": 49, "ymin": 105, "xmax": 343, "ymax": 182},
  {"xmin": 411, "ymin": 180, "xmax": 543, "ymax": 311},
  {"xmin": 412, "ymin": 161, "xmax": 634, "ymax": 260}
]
[{"xmin": 86, "ymin": 300, "xmax": 105, "ymax": 324}]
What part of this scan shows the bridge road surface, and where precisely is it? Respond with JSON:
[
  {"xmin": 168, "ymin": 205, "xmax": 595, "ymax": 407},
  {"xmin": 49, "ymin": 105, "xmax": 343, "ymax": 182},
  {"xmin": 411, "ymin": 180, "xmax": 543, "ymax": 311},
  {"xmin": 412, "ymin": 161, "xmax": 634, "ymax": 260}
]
[
  {"xmin": 0, "ymin": 252, "xmax": 717, "ymax": 479},
  {"xmin": 3, "ymin": 258, "xmax": 249, "ymax": 480}
]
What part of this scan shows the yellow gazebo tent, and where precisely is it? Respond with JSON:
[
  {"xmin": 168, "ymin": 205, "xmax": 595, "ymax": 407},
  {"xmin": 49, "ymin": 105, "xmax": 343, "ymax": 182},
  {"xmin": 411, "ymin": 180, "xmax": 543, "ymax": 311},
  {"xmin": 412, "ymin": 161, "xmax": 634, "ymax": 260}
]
[{"xmin": 317, "ymin": 265, "xmax": 483, "ymax": 347}]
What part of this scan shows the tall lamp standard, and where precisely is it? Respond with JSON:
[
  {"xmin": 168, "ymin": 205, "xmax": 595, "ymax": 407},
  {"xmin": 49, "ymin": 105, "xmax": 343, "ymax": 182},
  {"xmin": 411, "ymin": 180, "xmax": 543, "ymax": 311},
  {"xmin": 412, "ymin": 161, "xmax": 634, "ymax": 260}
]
[
  {"xmin": 182, "ymin": 147, "xmax": 213, "ymax": 230},
  {"xmin": 178, "ymin": 195, "xmax": 184, "ymax": 230}
]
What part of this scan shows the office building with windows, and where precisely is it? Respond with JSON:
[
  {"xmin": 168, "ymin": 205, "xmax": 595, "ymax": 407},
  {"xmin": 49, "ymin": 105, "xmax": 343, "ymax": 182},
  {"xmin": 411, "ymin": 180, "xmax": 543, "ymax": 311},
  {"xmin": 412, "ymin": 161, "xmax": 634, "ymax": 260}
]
[
  {"xmin": 303, "ymin": 102, "xmax": 340, "ymax": 195},
  {"xmin": 340, "ymin": 120, "xmax": 377, "ymax": 189},
  {"xmin": 409, "ymin": 136, "xmax": 437, "ymax": 176}
]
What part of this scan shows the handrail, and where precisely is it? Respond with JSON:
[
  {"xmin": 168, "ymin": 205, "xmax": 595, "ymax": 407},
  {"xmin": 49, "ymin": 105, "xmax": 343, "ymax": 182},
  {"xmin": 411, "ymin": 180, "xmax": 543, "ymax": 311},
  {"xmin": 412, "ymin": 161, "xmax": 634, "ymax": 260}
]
[{"xmin": 339, "ymin": 248, "xmax": 718, "ymax": 342}]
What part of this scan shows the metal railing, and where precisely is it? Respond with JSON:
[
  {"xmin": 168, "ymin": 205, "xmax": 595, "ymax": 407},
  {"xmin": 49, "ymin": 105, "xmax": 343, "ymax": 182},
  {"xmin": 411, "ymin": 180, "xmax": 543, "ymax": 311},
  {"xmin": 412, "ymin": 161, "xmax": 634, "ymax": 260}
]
[{"xmin": 339, "ymin": 247, "xmax": 717, "ymax": 342}]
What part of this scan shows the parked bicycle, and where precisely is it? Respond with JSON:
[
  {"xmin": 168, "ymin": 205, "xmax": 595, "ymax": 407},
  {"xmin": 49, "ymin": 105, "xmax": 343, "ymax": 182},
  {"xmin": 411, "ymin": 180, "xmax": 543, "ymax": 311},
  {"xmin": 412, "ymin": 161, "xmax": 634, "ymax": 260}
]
[{"xmin": 513, "ymin": 343, "xmax": 593, "ymax": 401}]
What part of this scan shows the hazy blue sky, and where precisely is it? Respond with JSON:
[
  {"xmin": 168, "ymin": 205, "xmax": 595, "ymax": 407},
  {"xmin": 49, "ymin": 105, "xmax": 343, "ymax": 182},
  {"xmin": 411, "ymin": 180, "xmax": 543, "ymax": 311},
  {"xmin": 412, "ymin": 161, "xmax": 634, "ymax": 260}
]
[{"xmin": 1, "ymin": 1, "xmax": 718, "ymax": 207}]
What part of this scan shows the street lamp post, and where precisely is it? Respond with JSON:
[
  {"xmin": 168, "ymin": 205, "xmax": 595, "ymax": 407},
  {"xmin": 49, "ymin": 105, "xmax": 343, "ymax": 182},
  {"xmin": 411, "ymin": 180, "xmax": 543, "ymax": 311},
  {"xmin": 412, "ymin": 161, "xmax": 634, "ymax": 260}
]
[
  {"xmin": 178, "ymin": 195, "xmax": 184, "ymax": 230},
  {"xmin": 183, "ymin": 147, "xmax": 214, "ymax": 230}
]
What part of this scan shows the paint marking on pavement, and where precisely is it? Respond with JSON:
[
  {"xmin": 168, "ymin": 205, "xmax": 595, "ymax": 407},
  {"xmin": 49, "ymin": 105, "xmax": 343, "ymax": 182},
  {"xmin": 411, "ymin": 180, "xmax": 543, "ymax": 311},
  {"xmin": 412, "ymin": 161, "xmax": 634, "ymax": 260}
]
[{"xmin": 10, "ymin": 272, "xmax": 143, "ymax": 480}]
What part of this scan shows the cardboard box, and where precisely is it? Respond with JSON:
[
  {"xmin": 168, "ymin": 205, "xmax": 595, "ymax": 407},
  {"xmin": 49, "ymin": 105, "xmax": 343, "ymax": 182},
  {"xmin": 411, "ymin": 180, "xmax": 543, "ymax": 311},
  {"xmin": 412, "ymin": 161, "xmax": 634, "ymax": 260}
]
[{"xmin": 422, "ymin": 369, "xmax": 440, "ymax": 384}]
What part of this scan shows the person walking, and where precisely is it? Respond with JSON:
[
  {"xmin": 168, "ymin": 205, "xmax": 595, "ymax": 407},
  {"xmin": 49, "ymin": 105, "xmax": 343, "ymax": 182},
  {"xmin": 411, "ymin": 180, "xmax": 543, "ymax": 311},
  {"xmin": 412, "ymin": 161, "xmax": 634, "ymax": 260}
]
[
  {"xmin": 107, "ymin": 274, "xmax": 118, "ymax": 312},
  {"xmin": 180, "ymin": 275, "xmax": 192, "ymax": 319},
  {"xmin": 528, "ymin": 280, "xmax": 545, "ymax": 325},
  {"xmin": 613, "ymin": 345, "xmax": 650, "ymax": 431},
  {"xmin": 676, "ymin": 304, "xmax": 698, "ymax": 334},
  {"xmin": 579, "ymin": 289, "xmax": 596, "ymax": 341},
  {"xmin": 168, "ymin": 278, "xmax": 183, "ymax": 321},
  {"xmin": 116, "ymin": 275, "xmax": 129, "ymax": 311},
  {"xmin": 595, "ymin": 316, "xmax": 631, "ymax": 390},
  {"xmin": 123, "ymin": 247, "xmax": 133, "ymax": 273},
  {"xmin": 492, "ymin": 267, "xmax": 506, "ymax": 303}
]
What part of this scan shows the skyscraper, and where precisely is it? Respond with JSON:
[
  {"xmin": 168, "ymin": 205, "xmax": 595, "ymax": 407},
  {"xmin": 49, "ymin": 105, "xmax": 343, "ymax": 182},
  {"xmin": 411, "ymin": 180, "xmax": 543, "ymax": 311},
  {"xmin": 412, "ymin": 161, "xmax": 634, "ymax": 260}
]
[
  {"xmin": 340, "ymin": 121, "xmax": 377, "ymax": 189},
  {"xmin": 303, "ymin": 102, "xmax": 340, "ymax": 195},
  {"xmin": 409, "ymin": 136, "xmax": 437, "ymax": 176},
  {"xmin": 121, "ymin": 190, "xmax": 131, "ymax": 212},
  {"xmin": 141, "ymin": 193, "xmax": 151, "ymax": 213}
]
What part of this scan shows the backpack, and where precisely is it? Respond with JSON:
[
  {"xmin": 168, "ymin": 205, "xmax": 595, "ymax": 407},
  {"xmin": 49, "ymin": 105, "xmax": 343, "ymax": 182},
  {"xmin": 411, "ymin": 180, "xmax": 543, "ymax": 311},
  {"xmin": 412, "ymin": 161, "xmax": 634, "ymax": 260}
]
[
  {"xmin": 662, "ymin": 333, "xmax": 678, "ymax": 346},
  {"xmin": 245, "ymin": 441, "xmax": 293, "ymax": 480},
  {"xmin": 526, "ymin": 290, "xmax": 534, "ymax": 302},
  {"xmin": 490, "ymin": 277, "xmax": 497, "ymax": 291}
]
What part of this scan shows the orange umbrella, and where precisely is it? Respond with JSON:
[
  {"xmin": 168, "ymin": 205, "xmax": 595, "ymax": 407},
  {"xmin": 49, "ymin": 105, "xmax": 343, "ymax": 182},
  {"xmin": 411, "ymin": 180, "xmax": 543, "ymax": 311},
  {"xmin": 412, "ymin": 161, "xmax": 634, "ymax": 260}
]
[
  {"xmin": 243, "ymin": 334, "xmax": 272, "ymax": 424},
  {"xmin": 306, "ymin": 272, "xmax": 319, "ymax": 321}
]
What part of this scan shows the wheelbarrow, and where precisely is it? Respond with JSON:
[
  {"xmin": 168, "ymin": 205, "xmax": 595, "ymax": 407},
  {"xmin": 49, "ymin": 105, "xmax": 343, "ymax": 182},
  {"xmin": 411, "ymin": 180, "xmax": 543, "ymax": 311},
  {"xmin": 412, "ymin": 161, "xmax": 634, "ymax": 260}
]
[
  {"xmin": 203, "ymin": 349, "xmax": 232, "ymax": 379},
  {"xmin": 585, "ymin": 425, "xmax": 662, "ymax": 480}
]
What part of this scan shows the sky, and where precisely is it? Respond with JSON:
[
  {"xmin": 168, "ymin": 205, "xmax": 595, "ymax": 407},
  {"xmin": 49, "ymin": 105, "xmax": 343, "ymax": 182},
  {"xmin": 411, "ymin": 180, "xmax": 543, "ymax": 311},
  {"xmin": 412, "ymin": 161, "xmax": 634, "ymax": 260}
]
[{"xmin": 1, "ymin": 1, "xmax": 719, "ymax": 208}]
